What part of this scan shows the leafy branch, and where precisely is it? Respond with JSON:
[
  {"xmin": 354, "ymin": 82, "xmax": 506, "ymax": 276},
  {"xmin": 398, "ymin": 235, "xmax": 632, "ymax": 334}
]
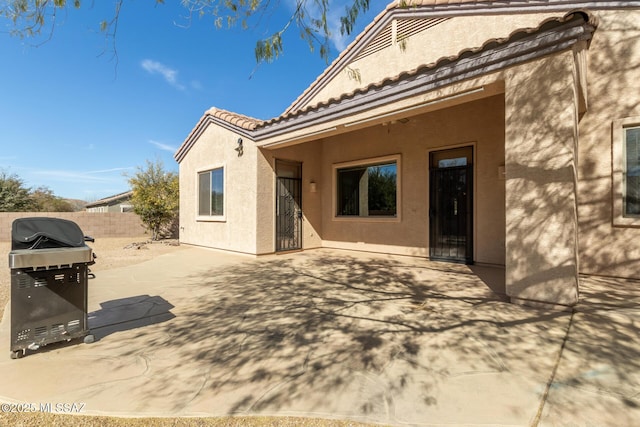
[{"xmin": 1, "ymin": 0, "xmax": 371, "ymax": 64}]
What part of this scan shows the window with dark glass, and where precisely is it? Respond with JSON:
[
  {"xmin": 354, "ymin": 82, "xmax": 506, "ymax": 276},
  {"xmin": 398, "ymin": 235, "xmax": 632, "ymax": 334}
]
[
  {"xmin": 198, "ymin": 168, "xmax": 224, "ymax": 216},
  {"xmin": 625, "ymin": 127, "xmax": 640, "ymax": 217},
  {"xmin": 336, "ymin": 162, "xmax": 397, "ymax": 217}
]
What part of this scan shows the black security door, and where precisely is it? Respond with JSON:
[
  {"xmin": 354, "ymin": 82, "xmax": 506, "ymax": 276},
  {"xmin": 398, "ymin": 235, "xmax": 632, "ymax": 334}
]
[
  {"xmin": 429, "ymin": 147, "xmax": 473, "ymax": 264},
  {"xmin": 276, "ymin": 160, "xmax": 302, "ymax": 251}
]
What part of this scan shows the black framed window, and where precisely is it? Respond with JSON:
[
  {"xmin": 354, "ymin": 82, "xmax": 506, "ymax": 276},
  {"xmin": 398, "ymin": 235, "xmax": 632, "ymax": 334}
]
[
  {"xmin": 336, "ymin": 161, "xmax": 397, "ymax": 217},
  {"xmin": 198, "ymin": 167, "xmax": 224, "ymax": 216},
  {"xmin": 625, "ymin": 126, "xmax": 640, "ymax": 217}
]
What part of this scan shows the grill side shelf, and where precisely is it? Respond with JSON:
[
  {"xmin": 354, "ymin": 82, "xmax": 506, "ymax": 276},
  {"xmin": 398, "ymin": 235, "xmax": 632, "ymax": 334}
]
[{"xmin": 8, "ymin": 246, "xmax": 93, "ymax": 270}]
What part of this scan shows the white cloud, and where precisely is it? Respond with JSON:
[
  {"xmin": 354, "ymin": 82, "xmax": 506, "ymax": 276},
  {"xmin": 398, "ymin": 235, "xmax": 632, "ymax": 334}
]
[
  {"xmin": 32, "ymin": 167, "xmax": 134, "ymax": 183},
  {"xmin": 87, "ymin": 167, "xmax": 135, "ymax": 174},
  {"xmin": 141, "ymin": 59, "xmax": 185, "ymax": 90},
  {"xmin": 149, "ymin": 140, "xmax": 178, "ymax": 153}
]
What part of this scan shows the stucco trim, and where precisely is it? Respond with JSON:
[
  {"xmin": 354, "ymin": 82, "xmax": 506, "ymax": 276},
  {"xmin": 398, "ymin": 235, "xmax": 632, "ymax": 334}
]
[{"xmin": 612, "ymin": 116, "xmax": 640, "ymax": 228}]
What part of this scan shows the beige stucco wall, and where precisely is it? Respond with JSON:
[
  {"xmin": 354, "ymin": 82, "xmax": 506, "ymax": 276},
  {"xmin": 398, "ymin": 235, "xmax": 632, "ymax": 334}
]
[
  {"xmin": 255, "ymin": 142, "xmax": 324, "ymax": 254},
  {"xmin": 178, "ymin": 124, "xmax": 258, "ymax": 254},
  {"xmin": 263, "ymin": 94, "xmax": 506, "ymax": 264},
  {"xmin": 305, "ymin": 13, "xmax": 554, "ymax": 112},
  {"xmin": 576, "ymin": 10, "xmax": 640, "ymax": 278},
  {"xmin": 504, "ymin": 50, "xmax": 580, "ymax": 306}
]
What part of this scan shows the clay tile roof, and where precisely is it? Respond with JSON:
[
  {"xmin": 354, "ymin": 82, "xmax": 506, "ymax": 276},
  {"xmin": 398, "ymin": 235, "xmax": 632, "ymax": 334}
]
[
  {"xmin": 188, "ymin": 0, "xmax": 587, "ymax": 131},
  {"xmin": 174, "ymin": 107, "xmax": 264, "ymax": 162},
  {"xmin": 207, "ymin": 107, "xmax": 264, "ymax": 131},
  {"xmin": 282, "ymin": 0, "xmax": 528, "ymax": 115},
  {"xmin": 257, "ymin": 10, "xmax": 595, "ymax": 130},
  {"xmin": 283, "ymin": 3, "xmax": 396, "ymax": 115},
  {"xmin": 176, "ymin": 1, "xmax": 601, "ymax": 162}
]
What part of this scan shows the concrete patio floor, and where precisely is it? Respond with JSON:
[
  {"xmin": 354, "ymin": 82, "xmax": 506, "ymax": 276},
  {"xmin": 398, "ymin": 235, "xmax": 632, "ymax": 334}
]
[{"xmin": 0, "ymin": 247, "xmax": 639, "ymax": 426}]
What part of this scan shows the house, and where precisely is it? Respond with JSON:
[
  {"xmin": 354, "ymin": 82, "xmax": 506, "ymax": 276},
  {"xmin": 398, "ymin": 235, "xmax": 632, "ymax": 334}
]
[
  {"xmin": 85, "ymin": 191, "xmax": 134, "ymax": 213},
  {"xmin": 174, "ymin": 0, "xmax": 640, "ymax": 309}
]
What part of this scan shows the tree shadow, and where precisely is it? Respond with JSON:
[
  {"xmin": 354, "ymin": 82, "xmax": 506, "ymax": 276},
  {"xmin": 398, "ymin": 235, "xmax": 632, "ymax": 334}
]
[
  {"xmin": 92, "ymin": 251, "xmax": 575, "ymax": 423},
  {"xmin": 539, "ymin": 275, "xmax": 640, "ymax": 425}
]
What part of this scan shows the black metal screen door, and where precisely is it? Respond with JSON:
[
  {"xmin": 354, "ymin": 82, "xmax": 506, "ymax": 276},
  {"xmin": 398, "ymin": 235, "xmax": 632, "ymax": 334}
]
[
  {"xmin": 429, "ymin": 147, "xmax": 473, "ymax": 264},
  {"xmin": 276, "ymin": 160, "xmax": 302, "ymax": 251}
]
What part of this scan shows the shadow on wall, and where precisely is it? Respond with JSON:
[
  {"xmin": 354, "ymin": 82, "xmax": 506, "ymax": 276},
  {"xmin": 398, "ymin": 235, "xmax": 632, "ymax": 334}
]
[
  {"xmin": 504, "ymin": 14, "xmax": 640, "ymax": 301},
  {"xmin": 505, "ymin": 47, "xmax": 586, "ymax": 306},
  {"xmin": 577, "ymin": 20, "xmax": 640, "ymax": 277}
]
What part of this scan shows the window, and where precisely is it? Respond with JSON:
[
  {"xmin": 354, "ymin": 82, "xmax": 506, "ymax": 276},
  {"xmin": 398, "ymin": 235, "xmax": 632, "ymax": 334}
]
[
  {"xmin": 336, "ymin": 158, "xmax": 398, "ymax": 217},
  {"xmin": 198, "ymin": 167, "xmax": 224, "ymax": 217},
  {"xmin": 625, "ymin": 126, "xmax": 640, "ymax": 217},
  {"xmin": 613, "ymin": 117, "xmax": 640, "ymax": 226}
]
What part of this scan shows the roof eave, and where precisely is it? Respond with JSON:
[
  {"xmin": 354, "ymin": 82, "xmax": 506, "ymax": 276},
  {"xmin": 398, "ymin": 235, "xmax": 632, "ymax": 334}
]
[
  {"xmin": 284, "ymin": 0, "xmax": 620, "ymax": 115},
  {"xmin": 85, "ymin": 190, "xmax": 133, "ymax": 208},
  {"xmin": 175, "ymin": 9, "xmax": 598, "ymax": 161},
  {"xmin": 174, "ymin": 110, "xmax": 258, "ymax": 163},
  {"xmin": 252, "ymin": 12, "xmax": 596, "ymax": 146}
]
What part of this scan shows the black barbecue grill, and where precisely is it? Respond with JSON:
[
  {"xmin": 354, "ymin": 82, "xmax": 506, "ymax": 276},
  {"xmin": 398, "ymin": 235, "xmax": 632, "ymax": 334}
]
[{"xmin": 8, "ymin": 217, "xmax": 95, "ymax": 359}]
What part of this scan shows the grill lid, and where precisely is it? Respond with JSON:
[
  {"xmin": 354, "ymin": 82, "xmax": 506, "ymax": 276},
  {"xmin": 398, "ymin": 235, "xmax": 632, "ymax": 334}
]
[{"xmin": 12, "ymin": 217, "xmax": 86, "ymax": 250}]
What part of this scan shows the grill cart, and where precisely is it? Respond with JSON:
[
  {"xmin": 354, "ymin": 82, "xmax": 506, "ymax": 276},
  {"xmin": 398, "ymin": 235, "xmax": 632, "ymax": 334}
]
[{"xmin": 8, "ymin": 217, "xmax": 95, "ymax": 359}]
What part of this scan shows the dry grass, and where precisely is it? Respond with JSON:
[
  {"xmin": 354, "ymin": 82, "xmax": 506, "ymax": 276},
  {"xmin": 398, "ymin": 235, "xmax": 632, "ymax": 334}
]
[
  {"xmin": 0, "ymin": 413, "xmax": 380, "ymax": 427},
  {"xmin": 0, "ymin": 239, "xmax": 382, "ymax": 427}
]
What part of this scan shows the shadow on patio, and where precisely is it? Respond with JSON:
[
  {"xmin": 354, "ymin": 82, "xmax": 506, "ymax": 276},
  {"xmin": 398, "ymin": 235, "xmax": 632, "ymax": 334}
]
[
  {"xmin": 2, "ymin": 247, "xmax": 637, "ymax": 425},
  {"xmin": 91, "ymin": 249, "xmax": 574, "ymax": 424},
  {"xmin": 538, "ymin": 275, "xmax": 640, "ymax": 426}
]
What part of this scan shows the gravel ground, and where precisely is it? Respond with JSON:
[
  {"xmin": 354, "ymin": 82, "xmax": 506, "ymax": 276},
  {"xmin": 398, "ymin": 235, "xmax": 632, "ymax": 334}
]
[{"xmin": 0, "ymin": 239, "xmax": 383, "ymax": 427}]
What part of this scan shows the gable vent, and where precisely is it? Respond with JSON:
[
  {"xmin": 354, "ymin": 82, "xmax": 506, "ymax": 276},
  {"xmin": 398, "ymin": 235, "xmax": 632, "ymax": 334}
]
[
  {"xmin": 397, "ymin": 17, "xmax": 450, "ymax": 43},
  {"xmin": 354, "ymin": 17, "xmax": 450, "ymax": 61},
  {"xmin": 354, "ymin": 23, "xmax": 393, "ymax": 61}
]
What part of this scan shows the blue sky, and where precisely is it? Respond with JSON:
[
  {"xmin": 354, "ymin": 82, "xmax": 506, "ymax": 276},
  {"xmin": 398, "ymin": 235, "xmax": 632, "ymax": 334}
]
[{"xmin": 0, "ymin": 1, "xmax": 386, "ymax": 201}]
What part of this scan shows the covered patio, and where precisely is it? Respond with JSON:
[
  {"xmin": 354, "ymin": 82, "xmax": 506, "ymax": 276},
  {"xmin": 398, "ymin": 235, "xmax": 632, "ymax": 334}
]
[{"xmin": 177, "ymin": 11, "xmax": 598, "ymax": 309}]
